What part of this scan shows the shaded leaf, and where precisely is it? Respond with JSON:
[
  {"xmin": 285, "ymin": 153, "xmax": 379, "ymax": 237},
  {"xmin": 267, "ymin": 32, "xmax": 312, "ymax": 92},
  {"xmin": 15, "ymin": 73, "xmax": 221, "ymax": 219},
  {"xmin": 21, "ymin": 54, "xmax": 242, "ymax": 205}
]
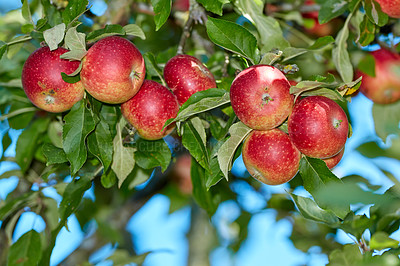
[
  {"xmin": 151, "ymin": 0, "xmax": 172, "ymax": 31},
  {"xmin": 370, "ymin": 232, "xmax": 400, "ymax": 250},
  {"xmin": 107, "ymin": 250, "xmax": 151, "ymax": 266},
  {"xmin": 372, "ymin": 101, "xmax": 400, "ymax": 142},
  {"xmin": 333, "ymin": 16, "xmax": 353, "ymax": 83},
  {"xmin": 43, "ymin": 23, "xmax": 66, "ymax": 51},
  {"xmin": 319, "ymin": 0, "xmax": 348, "ymax": 24},
  {"xmin": 309, "ymin": 36, "xmax": 335, "ymax": 50},
  {"xmin": 197, "ymin": 0, "xmax": 229, "ymax": 16},
  {"xmin": 364, "ymin": 0, "xmax": 388, "ymax": 26},
  {"xmin": 59, "ymin": 176, "xmax": 91, "ymax": 222},
  {"xmin": 328, "ymin": 244, "xmax": 363, "ymax": 266},
  {"xmin": 86, "ymin": 24, "xmax": 125, "ymax": 43},
  {"xmin": 7, "ymin": 230, "xmax": 42, "ymax": 266},
  {"xmin": 62, "ymin": 0, "xmax": 88, "ymax": 26},
  {"xmin": 123, "ymin": 24, "xmax": 146, "ymax": 39},
  {"xmin": 205, "ymin": 156, "xmax": 224, "ymax": 189},
  {"xmin": 182, "ymin": 117, "xmax": 209, "ymax": 171},
  {"xmin": 135, "ymin": 138, "xmax": 171, "ymax": 172},
  {"xmin": 87, "ymin": 119, "xmax": 114, "ymax": 171},
  {"xmin": 42, "ymin": 143, "xmax": 68, "ymax": 165}
]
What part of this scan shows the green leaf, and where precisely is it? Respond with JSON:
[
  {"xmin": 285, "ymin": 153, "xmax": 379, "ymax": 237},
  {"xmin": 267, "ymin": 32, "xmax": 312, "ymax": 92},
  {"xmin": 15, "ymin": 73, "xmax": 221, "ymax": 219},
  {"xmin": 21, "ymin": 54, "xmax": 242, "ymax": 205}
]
[
  {"xmin": 206, "ymin": 17, "xmax": 258, "ymax": 64},
  {"xmin": 63, "ymin": 100, "xmax": 97, "ymax": 175},
  {"xmin": 21, "ymin": 0, "xmax": 33, "ymax": 23},
  {"xmin": 357, "ymin": 15, "xmax": 376, "ymax": 47},
  {"xmin": 123, "ymin": 24, "xmax": 146, "ymax": 40},
  {"xmin": 318, "ymin": 0, "xmax": 348, "ymax": 24},
  {"xmin": 364, "ymin": 0, "xmax": 388, "ymax": 26},
  {"xmin": 135, "ymin": 138, "xmax": 171, "ymax": 172},
  {"xmin": 235, "ymin": 0, "xmax": 289, "ymax": 53},
  {"xmin": 7, "ymin": 230, "xmax": 42, "ymax": 266},
  {"xmin": 289, "ymin": 193, "xmax": 340, "ymax": 225},
  {"xmin": 309, "ymin": 36, "xmax": 335, "ymax": 50},
  {"xmin": 42, "ymin": 143, "xmax": 68, "ymax": 165},
  {"xmin": 358, "ymin": 53, "xmax": 375, "ymax": 77},
  {"xmin": 205, "ymin": 157, "xmax": 224, "ymax": 189},
  {"xmin": 333, "ymin": 15, "xmax": 353, "ymax": 83},
  {"xmin": 101, "ymin": 168, "xmax": 117, "ymax": 188},
  {"xmin": 61, "ymin": 72, "xmax": 81, "ymax": 83},
  {"xmin": 21, "ymin": 24, "xmax": 34, "ymax": 34},
  {"xmin": 290, "ymin": 80, "xmax": 328, "ymax": 95},
  {"xmin": 150, "ymin": 0, "xmax": 172, "ymax": 31},
  {"xmin": 217, "ymin": 122, "xmax": 252, "ymax": 180},
  {"xmin": 87, "ymin": 119, "xmax": 114, "ymax": 171},
  {"xmin": 372, "ymin": 101, "xmax": 400, "ymax": 142},
  {"xmin": 357, "ymin": 139, "xmax": 400, "ymax": 160},
  {"xmin": 61, "ymin": 26, "xmax": 87, "ymax": 61},
  {"xmin": 111, "ymin": 119, "xmax": 135, "ymax": 187},
  {"xmin": 0, "ymin": 192, "xmax": 37, "ymax": 221},
  {"xmin": 164, "ymin": 89, "xmax": 229, "ymax": 128},
  {"xmin": 328, "ymin": 244, "xmax": 363, "ymax": 266},
  {"xmin": 299, "ymin": 157, "xmax": 350, "ymax": 219},
  {"xmin": 182, "ymin": 117, "xmax": 209, "ymax": 171},
  {"xmin": 197, "ymin": 0, "xmax": 229, "ymax": 16},
  {"xmin": 0, "ymin": 42, "xmax": 7, "ymax": 60},
  {"xmin": 370, "ymin": 232, "xmax": 400, "ymax": 250},
  {"xmin": 59, "ymin": 176, "xmax": 91, "ymax": 222},
  {"xmin": 62, "ymin": 0, "xmax": 88, "ymax": 26},
  {"xmin": 43, "ymin": 23, "xmax": 66, "ymax": 51},
  {"xmin": 301, "ymin": 88, "xmax": 345, "ymax": 102},
  {"xmin": 191, "ymin": 157, "xmax": 217, "ymax": 215},
  {"xmin": 86, "ymin": 24, "xmax": 125, "ymax": 43},
  {"xmin": 15, "ymin": 118, "xmax": 50, "ymax": 173},
  {"xmin": 143, "ymin": 52, "xmax": 163, "ymax": 80},
  {"xmin": 107, "ymin": 250, "xmax": 151, "ymax": 266}
]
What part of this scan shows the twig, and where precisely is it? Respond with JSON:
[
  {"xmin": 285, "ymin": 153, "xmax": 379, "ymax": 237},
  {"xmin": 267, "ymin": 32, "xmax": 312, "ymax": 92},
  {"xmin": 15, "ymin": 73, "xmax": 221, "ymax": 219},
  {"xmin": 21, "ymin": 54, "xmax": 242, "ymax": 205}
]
[{"xmin": 0, "ymin": 107, "xmax": 37, "ymax": 122}]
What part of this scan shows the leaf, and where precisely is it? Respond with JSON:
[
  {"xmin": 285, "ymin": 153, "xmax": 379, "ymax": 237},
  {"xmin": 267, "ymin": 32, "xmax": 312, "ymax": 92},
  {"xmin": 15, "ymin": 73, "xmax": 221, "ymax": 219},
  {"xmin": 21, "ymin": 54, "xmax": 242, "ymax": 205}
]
[
  {"xmin": 372, "ymin": 101, "xmax": 400, "ymax": 142},
  {"xmin": 0, "ymin": 192, "xmax": 37, "ymax": 221},
  {"xmin": 107, "ymin": 250, "xmax": 151, "ymax": 266},
  {"xmin": 370, "ymin": 232, "xmax": 400, "ymax": 250},
  {"xmin": 59, "ymin": 176, "xmax": 91, "ymax": 222},
  {"xmin": 87, "ymin": 119, "xmax": 114, "ymax": 171},
  {"xmin": 205, "ymin": 157, "xmax": 224, "ymax": 189},
  {"xmin": 7, "ymin": 230, "xmax": 42, "ymax": 266},
  {"xmin": 358, "ymin": 54, "xmax": 375, "ymax": 77},
  {"xmin": 290, "ymin": 80, "xmax": 328, "ymax": 95},
  {"xmin": 61, "ymin": 26, "xmax": 87, "ymax": 60},
  {"xmin": 301, "ymin": 88, "xmax": 345, "ymax": 102},
  {"xmin": 0, "ymin": 42, "xmax": 7, "ymax": 60},
  {"xmin": 197, "ymin": 0, "xmax": 229, "ymax": 16},
  {"xmin": 21, "ymin": 24, "xmax": 34, "ymax": 34},
  {"xmin": 150, "ymin": 0, "xmax": 172, "ymax": 31},
  {"xmin": 318, "ymin": 0, "xmax": 348, "ymax": 24},
  {"xmin": 135, "ymin": 138, "xmax": 171, "ymax": 172},
  {"xmin": 165, "ymin": 89, "xmax": 229, "ymax": 128},
  {"xmin": 42, "ymin": 143, "xmax": 68, "ymax": 165},
  {"xmin": 15, "ymin": 118, "xmax": 50, "ymax": 173},
  {"xmin": 299, "ymin": 157, "xmax": 350, "ymax": 219},
  {"xmin": 61, "ymin": 72, "xmax": 81, "ymax": 83},
  {"xmin": 289, "ymin": 193, "xmax": 340, "ymax": 225},
  {"xmin": 43, "ymin": 23, "xmax": 66, "ymax": 51},
  {"xmin": 357, "ymin": 15, "xmax": 376, "ymax": 47},
  {"xmin": 333, "ymin": 16, "xmax": 353, "ymax": 83},
  {"xmin": 309, "ymin": 36, "xmax": 335, "ymax": 50},
  {"xmin": 21, "ymin": 0, "xmax": 33, "ymax": 24},
  {"xmin": 182, "ymin": 117, "xmax": 209, "ymax": 171},
  {"xmin": 328, "ymin": 244, "xmax": 363, "ymax": 266},
  {"xmin": 62, "ymin": 0, "xmax": 88, "ymax": 26},
  {"xmin": 235, "ymin": 0, "xmax": 289, "ymax": 53},
  {"xmin": 218, "ymin": 122, "xmax": 252, "ymax": 180},
  {"xmin": 206, "ymin": 17, "xmax": 258, "ymax": 64},
  {"xmin": 86, "ymin": 24, "xmax": 125, "ymax": 43},
  {"xmin": 364, "ymin": 0, "xmax": 388, "ymax": 26},
  {"xmin": 111, "ymin": 119, "xmax": 135, "ymax": 187},
  {"xmin": 63, "ymin": 100, "xmax": 97, "ymax": 175},
  {"xmin": 143, "ymin": 52, "xmax": 163, "ymax": 80},
  {"xmin": 123, "ymin": 24, "xmax": 146, "ymax": 40}
]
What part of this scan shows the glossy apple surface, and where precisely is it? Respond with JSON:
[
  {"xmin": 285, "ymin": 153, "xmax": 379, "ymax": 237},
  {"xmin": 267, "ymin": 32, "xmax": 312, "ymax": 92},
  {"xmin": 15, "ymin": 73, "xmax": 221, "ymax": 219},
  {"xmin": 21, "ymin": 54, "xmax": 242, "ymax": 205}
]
[
  {"xmin": 357, "ymin": 48, "xmax": 400, "ymax": 104},
  {"xmin": 121, "ymin": 80, "xmax": 179, "ymax": 140},
  {"xmin": 323, "ymin": 148, "xmax": 344, "ymax": 169},
  {"xmin": 288, "ymin": 96, "xmax": 348, "ymax": 159},
  {"xmin": 81, "ymin": 36, "xmax": 145, "ymax": 104},
  {"xmin": 163, "ymin": 54, "xmax": 216, "ymax": 105},
  {"xmin": 242, "ymin": 129, "xmax": 300, "ymax": 185},
  {"xmin": 230, "ymin": 65, "xmax": 293, "ymax": 130},
  {"xmin": 21, "ymin": 46, "xmax": 84, "ymax": 113}
]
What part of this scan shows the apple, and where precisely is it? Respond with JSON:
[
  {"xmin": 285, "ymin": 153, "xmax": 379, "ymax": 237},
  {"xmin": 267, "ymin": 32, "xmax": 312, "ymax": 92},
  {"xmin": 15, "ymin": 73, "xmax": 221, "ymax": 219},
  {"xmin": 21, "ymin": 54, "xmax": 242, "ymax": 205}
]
[
  {"xmin": 163, "ymin": 54, "xmax": 217, "ymax": 105},
  {"xmin": 171, "ymin": 153, "xmax": 192, "ymax": 195},
  {"xmin": 80, "ymin": 36, "xmax": 145, "ymax": 104},
  {"xmin": 172, "ymin": 0, "xmax": 189, "ymax": 11},
  {"xmin": 230, "ymin": 65, "xmax": 293, "ymax": 130},
  {"xmin": 21, "ymin": 46, "xmax": 84, "ymax": 113},
  {"xmin": 121, "ymin": 80, "xmax": 180, "ymax": 140},
  {"xmin": 323, "ymin": 148, "xmax": 344, "ymax": 169},
  {"xmin": 375, "ymin": 0, "xmax": 400, "ymax": 18},
  {"xmin": 357, "ymin": 48, "xmax": 400, "ymax": 104},
  {"xmin": 288, "ymin": 96, "xmax": 349, "ymax": 159},
  {"xmin": 242, "ymin": 129, "xmax": 301, "ymax": 185}
]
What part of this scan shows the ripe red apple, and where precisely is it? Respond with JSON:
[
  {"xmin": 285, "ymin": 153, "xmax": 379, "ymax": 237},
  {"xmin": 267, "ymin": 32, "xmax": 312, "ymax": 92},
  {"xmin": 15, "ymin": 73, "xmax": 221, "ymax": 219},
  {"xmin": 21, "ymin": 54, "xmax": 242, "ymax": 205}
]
[
  {"xmin": 21, "ymin": 46, "xmax": 84, "ymax": 113},
  {"xmin": 80, "ymin": 36, "xmax": 145, "ymax": 104},
  {"xmin": 172, "ymin": 0, "xmax": 189, "ymax": 11},
  {"xmin": 323, "ymin": 148, "xmax": 344, "ymax": 169},
  {"xmin": 121, "ymin": 80, "xmax": 179, "ymax": 140},
  {"xmin": 357, "ymin": 48, "xmax": 400, "ymax": 104},
  {"xmin": 230, "ymin": 65, "xmax": 293, "ymax": 130},
  {"xmin": 288, "ymin": 96, "xmax": 349, "ymax": 159},
  {"xmin": 242, "ymin": 129, "xmax": 301, "ymax": 185},
  {"xmin": 163, "ymin": 54, "xmax": 216, "ymax": 105},
  {"xmin": 375, "ymin": 0, "xmax": 400, "ymax": 18}
]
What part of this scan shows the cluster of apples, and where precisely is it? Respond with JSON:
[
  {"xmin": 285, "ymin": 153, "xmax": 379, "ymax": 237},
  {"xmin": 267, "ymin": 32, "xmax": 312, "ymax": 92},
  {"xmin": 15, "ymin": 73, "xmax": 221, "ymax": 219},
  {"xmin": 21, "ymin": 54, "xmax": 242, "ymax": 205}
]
[
  {"xmin": 21, "ymin": 36, "xmax": 217, "ymax": 140},
  {"xmin": 230, "ymin": 65, "xmax": 349, "ymax": 185}
]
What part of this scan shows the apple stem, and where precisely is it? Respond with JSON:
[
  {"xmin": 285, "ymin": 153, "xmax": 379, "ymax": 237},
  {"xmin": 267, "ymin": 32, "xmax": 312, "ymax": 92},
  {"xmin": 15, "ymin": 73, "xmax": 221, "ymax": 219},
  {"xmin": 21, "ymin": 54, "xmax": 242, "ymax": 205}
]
[
  {"xmin": 333, "ymin": 119, "xmax": 342, "ymax": 129},
  {"xmin": 262, "ymin": 93, "xmax": 274, "ymax": 105}
]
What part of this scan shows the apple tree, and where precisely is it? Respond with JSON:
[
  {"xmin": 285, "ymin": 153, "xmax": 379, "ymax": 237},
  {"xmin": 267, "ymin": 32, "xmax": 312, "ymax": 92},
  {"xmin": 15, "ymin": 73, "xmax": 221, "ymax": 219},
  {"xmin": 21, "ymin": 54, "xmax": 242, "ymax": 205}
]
[{"xmin": 1, "ymin": 0, "xmax": 400, "ymax": 265}]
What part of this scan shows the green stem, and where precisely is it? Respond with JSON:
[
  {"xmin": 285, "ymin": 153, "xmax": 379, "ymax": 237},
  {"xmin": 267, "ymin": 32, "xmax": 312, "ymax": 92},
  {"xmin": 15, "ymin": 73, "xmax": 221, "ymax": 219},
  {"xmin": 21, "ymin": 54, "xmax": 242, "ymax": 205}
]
[
  {"xmin": 7, "ymin": 36, "xmax": 32, "ymax": 46},
  {"xmin": 0, "ymin": 107, "xmax": 37, "ymax": 121}
]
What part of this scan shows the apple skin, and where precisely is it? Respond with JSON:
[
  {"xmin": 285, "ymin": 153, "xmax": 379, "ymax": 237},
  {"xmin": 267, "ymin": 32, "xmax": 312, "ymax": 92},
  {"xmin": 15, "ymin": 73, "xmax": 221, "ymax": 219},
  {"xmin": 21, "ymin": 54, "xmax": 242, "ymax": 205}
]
[
  {"xmin": 375, "ymin": 0, "xmax": 400, "ymax": 18},
  {"xmin": 121, "ymin": 80, "xmax": 179, "ymax": 140},
  {"xmin": 21, "ymin": 46, "xmax": 84, "ymax": 113},
  {"xmin": 242, "ymin": 129, "xmax": 301, "ymax": 185},
  {"xmin": 323, "ymin": 148, "xmax": 344, "ymax": 169},
  {"xmin": 230, "ymin": 65, "xmax": 293, "ymax": 130},
  {"xmin": 357, "ymin": 48, "xmax": 400, "ymax": 104},
  {"xmin": 288, "ymin": 96, "xmax": 349, "ymax": 159},
  {"xmin": 80, "ymin": 36, "xmax": 145, "ymax": 104},
  {"xmin": 163, "ymin": 54, "xmax": 217, "ymax": 105}
]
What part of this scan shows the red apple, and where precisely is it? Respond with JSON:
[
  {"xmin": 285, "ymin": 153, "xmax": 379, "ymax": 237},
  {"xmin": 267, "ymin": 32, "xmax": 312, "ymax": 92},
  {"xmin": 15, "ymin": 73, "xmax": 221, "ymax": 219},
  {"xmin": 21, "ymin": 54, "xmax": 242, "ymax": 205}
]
[
  {"xmin": 172, "ymin": 0, "xmax": 189, "ymax": 11},
  {"xmin": 163, "ymin": 54, "xmax": 216, "ymax": 105},
  {"xmin": 242, "ymin": 129, "xmax": 301, "ymax": 185},
  {"xmin": 230, "ymin": 65, "xmax": 293, "ymax": 130},
  {"xmin": 172, "ymin": 154, "xmax": 192, "ymax": 195},
  {"xmin": 357, "ymin": 48, "xmax": 400, "ymax": 104},
  {"xmin": 375, "ymin": 0, "xmax": 400, "ymax": 18},
  {"xmin": 80, "ymin": 36, "xmax": 145, "ymax": 104},
  {"xmin": 323, "ymin": 148, "xmax": 344, "ymax": 169},
  {"xmin": 21, "ymin": 47, "xmax": 84, "ymax": 113},
  {"xmin": 121, "ymin": 80, "xmax": 179, "ymax": 140},
  {"xmin": 288, "ymin": 96, "xmax": 349, "ymax": 159}
]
